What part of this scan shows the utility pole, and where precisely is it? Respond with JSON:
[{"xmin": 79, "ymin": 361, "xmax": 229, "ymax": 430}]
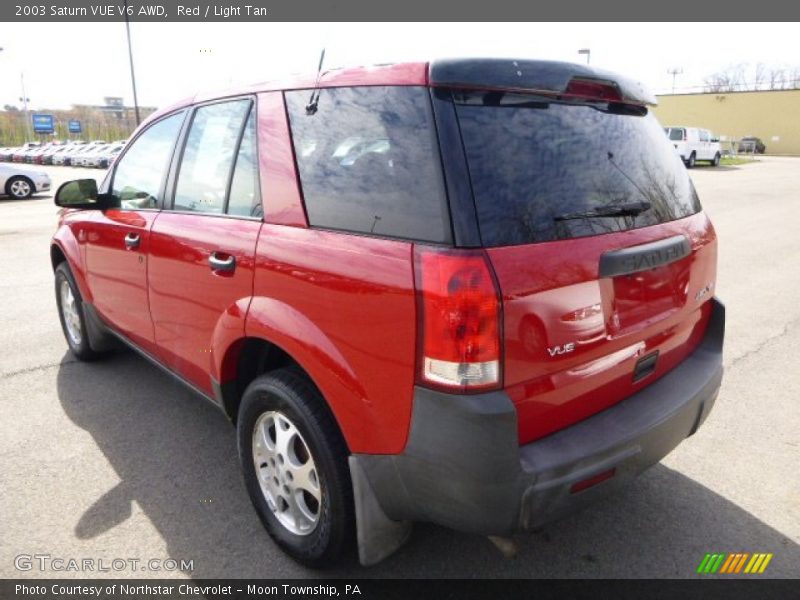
[
  {"xmin": 667, "ymin": 67, "xmax": 683, "ymax": 94},
  {"xmin": 19, "ymin": 73, "xmax": 32, "ymax": 142},
  {"xmin": 123, "ymin": 0, "xmax": 141, "ymax": 126}
]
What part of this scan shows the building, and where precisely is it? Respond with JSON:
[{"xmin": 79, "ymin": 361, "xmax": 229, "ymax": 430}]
[{"xmin": 653, "ymin": 89, "xmax": 800, "ymax": 155}]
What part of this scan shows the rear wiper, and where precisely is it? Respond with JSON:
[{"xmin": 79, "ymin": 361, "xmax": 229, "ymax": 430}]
[{"xmin": 554, "ymin": 201, "xmax": 651, "ymax": 221}]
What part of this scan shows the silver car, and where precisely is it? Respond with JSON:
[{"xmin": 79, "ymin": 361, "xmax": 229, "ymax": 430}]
[{"xmin": 0, "ymin": 164, "xmax": 51, "ymax": 199}]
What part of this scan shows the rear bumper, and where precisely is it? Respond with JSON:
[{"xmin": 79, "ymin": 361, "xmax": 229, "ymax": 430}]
[{"xmin": 352, "ymin": 298, "xmax": 724, "ymax": 537}]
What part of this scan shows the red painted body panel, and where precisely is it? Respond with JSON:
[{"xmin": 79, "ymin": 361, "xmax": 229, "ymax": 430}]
[
  {"xmin": 148, "ymin": 213, "xmax": 261, "ymax": 394},
  {"xmin": 487, "ymin": 211, "xmax": 717, "ymax": 444},
  {"xmin": 82, "ymin": 208, "xmax": 160, "ymax": 354},
  {"xmin": 257, "ymin": 92, "xmax": 308, "ymax": 228},
  {"xmin": 53, "ymin": 211, "xmax": 92, "ymax": 302},
  {"xmin": 247, "ymin": 225, "xmax": 417, "ymax": 454}
]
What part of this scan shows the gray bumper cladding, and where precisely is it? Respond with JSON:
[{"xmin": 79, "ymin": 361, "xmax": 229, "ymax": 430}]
[{"xmin": 350, "ymin": 298, "xmax": 725, "ymax": 565}]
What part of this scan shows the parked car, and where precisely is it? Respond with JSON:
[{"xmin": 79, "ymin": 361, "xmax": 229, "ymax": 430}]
[
  {"xmin": 664, "ymin": 126, "xmax": 722, "ymax": 167},
  {"xmin": 69, "ymin": 144, "xmax": 105, "ymax": 167},
  {"xmin": 85, "ymin": 143, "xmax": 124, "ymax": 168},
  {"xmin": 13, "ymin": 146, "xmax": 41, "ymax": 163},
  {"xmin": 41, "ymin": 145, "xmax": 72, "ymax": 165},
  {"xmin": 0, "ymin": 163, "xmax": 51, "ymax": 199},
  {"xmin": 53, "ymin": 143, "xmax": 87, "ymax": 166},
  {"xmin": 738, "ymin": 136, "xmax": 766, "ymax": 154},
  {"xmin": 51, "ymin": 59, "xmax": 724, "ymax": 567},
  {"xmin": 31, "ymin": 143, "xmax": 62, "ymax": 164}
]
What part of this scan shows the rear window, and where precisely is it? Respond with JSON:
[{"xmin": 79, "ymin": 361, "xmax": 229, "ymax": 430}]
[
  {"xmin": 668, "ymin": 128, "xmax": 685, "ymax": 141},
  {"xmin": 454, "ymin": 92, "xmax": 701, "ymax": 247},
  {"xmin": 285, "ymin": 86, "xmax": 450, "ymax": 243}
]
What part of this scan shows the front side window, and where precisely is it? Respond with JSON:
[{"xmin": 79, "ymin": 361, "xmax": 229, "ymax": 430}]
[
  {"xmin": 173, "ymin": 100, "xmax": 251, "ymax": 214},
  {"xmin": 285, "ymin": 86, "xmax": 449, "ymax": 243},
  {"xmin": 112, "ymin": 112, "xmax": 183, "ymax": 209},
  {"xmin": 668, "ymin": 128, "xmax": 684, "ymax": 141}
]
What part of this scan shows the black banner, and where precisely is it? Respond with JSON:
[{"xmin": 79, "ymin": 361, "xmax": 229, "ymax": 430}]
[
  {"xmin": 2, "ymin": 579, "xmax": 799, "ymax": 600},
  {"xmin": 2, "ymin": 0, "xmax": 800, "ymax": 22}
]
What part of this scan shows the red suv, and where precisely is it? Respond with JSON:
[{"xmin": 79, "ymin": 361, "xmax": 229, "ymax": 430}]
[{"xmin": 51, "ymin": 59, "xmax": 724, "ymax": 567}]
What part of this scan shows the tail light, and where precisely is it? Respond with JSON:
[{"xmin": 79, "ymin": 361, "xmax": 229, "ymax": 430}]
[
  {"xmin": 414, "ymin": 247, "xmax": 501, "ymax": 392},
  {"xmin": 564, "ymin": 78, "xmax": 623, "ymax": 102}
]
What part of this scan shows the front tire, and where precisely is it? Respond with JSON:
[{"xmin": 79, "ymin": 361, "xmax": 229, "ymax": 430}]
[
  {"xmin": 55, "ymin": 262, "xmax": 103, "ymax": 361},
  {"xmin": 686, "ymin": 152, "xmax": 696, "ymax": 168},
  {"xmin": 238, "ymin": 368, "xmax": 354, "ymax": 567},
  {"xmin": 6, "ymin": 176, "xmax": 33, "ymax": 199}
]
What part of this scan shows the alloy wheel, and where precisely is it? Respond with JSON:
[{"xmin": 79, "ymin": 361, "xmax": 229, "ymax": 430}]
[
  {"xmin": 59, "ymin": 279, "xmax": 82, "ymax": 346},
  {"xmin": 252, "ymin": 410, "xmax": 322, "ymax": 536},
  {"xmin": 10, "ymin": 179, "xmax": 31, "ymax": 198}
]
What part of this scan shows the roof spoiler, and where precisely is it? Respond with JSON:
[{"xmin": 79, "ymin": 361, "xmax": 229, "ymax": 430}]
[{"xmin": 429, "ymin": 58, "xmax": 657, "ymax": 106}]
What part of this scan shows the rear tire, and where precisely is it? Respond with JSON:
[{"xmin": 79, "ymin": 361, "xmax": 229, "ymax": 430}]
[
  {"xmin": 237, "ymin": 368, "xmax": 354, "ymax": 567},
  {"xmin": 55, "ymin": 262, "xmax": 103, "ymax": 361},
  {"xmin": 6, "ymin": 176, "xmax": 33, "ymax": 199},
  {"xmin": 711, "ymin": 153, "xmax": 721, "ymax": 167}
]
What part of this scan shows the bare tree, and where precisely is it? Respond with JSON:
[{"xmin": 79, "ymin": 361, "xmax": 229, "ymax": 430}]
[
  {"xmin": 704, "ymin": 63, "xmax": 800, "ymax": 92},
  {"xmin": 788, "ymin": 66, "xmax": 800, "ymax": 89},
  {"xmin": 753, "ymin": 63, "xmax": 767, "ymax": 90},
  {"xmin": 767, "ymin": 68, "xmax": 786, "ymax": 90}
]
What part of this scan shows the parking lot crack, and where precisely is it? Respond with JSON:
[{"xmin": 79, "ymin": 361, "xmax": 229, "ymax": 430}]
[
  {"xmin": 728, "ymin": 315, "xmax": 800, "ymax": 370},
  {"xmin": 1, "ymin": 359, "xmax": 78, "ymax": 379}
]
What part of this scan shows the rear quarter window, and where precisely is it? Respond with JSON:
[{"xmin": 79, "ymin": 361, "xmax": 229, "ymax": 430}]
[{"xmin": 285, "ymin": 86, "xmax": 450, "ymax": 244}]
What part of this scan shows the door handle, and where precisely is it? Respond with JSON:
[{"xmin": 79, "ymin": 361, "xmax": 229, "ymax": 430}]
[
  {"xmin": 124, "ymin": 233, "xmax": 140, "ymax": 249},
  {"xmin": 209, "ymin": 252, "xmax": 236, "ymax": 272}
]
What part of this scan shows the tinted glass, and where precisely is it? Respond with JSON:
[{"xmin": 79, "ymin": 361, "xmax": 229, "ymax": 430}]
[
  {"xmin": 227, "ymin": 110, "xmax": 261, "ymax": 217},
  {"xmin": 668, "ymin": 128, "xmax": 684, "ymax": 141},
  {"xmin": 174, "ymin": 100, "xmax": 250, "ymax": 214},
  {"xmin": 455, "ymin": 93, "xmax": 701, "ymax": 247},
  {"xmin": 286, "ymin": 86, "xmax": 449, "ymax": 243},
  {"xmin": 112, "ymin": 112, "xmax": 183, "ymax": 209}
]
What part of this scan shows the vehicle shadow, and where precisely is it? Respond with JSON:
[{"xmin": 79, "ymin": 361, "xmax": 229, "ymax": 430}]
[
  {"xmin": 56, "ymin": 352, "xmax": 799, "ymax": 578},
  {"xmin": 690, "ymin": 165, "xmax": 741, "ymax": 172},
  {"xmin": 0, "ymin": 193, "xmax": 53, "ymax": 204}
]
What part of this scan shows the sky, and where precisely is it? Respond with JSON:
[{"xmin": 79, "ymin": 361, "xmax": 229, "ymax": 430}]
[{"xmin": 1, "ymin": 22, "xmax": 798, "ymax": 111}]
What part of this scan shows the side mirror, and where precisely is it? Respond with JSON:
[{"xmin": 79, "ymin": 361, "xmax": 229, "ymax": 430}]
[{"xmin": 54, "ymin": 179, "xmax": 119, "ymax": 209}]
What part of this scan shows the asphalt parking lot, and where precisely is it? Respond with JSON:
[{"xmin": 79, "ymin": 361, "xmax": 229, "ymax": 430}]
[{"xmin": 1, "ymin": 160, "xmax": 798, "ymax": 579}]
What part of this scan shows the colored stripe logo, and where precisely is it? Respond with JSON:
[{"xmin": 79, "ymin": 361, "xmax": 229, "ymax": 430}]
[{"xmin": 697, "ymin": 552, "xmax": 773, "ymax": 574}]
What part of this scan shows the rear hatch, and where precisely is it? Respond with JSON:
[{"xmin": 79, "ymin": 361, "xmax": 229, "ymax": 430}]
[{"xmin": 449, "ymin": 83, "xmax": 717, "ymax": 445}]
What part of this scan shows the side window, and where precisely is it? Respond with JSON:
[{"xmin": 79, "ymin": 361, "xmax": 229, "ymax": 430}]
[
  {"xmin": 227, "ymin": 109, "xmax": 262, "ymax": 217},
  {"xmin": 112, "ymin": 112, "xmax": 183, "ymax": 209},
  {"xmin": 285, "ymin": 86, "xmax": 449, "ymax": 243},
  {"xmin": 173, "ymin": 100, "xmax": 250, "ymax": 214},
  {"xmin": 699, "ymin": 130, "xmax": 709, "ymax": 142}
]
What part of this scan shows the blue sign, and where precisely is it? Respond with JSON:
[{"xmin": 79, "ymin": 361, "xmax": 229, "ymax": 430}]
[
  {"xmin": 32, "ymin": 114, "xmax": 54, "ymax": 134},
  {"xmin": 68, "ymin": 120, "xmax": 82, "ymax": 134}
]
